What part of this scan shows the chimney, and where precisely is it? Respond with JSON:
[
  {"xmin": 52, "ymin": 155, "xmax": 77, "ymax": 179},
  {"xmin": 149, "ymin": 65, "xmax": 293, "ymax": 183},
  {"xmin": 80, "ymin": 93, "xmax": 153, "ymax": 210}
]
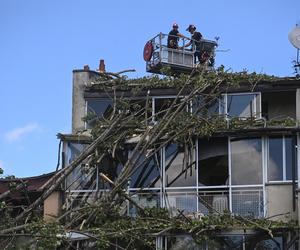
[
  {"xmin": 83, "ymin": 64, "xmax": 90, "ymax": 71},
  {"xmin": 99, "ymin": 59, "xmax": 105, "ymax": 73}
]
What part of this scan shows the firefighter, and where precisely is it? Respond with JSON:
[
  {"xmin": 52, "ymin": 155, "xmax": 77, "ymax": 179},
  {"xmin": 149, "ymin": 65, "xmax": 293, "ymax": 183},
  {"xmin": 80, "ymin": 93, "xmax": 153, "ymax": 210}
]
[
  {"xmin": 167, "ymin": 23, "xmax": 184, "ymax": 49},
  {"xmin": 181, "ymin": 24, "xmax": 203, "ymax": 64}
]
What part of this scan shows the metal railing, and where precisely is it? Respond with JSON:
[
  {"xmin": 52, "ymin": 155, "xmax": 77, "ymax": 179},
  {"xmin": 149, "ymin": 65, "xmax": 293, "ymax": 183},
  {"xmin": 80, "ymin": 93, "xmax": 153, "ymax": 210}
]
[{"xmin": 146, "ymin": 33, "xmax": 217, "ymax": 72}]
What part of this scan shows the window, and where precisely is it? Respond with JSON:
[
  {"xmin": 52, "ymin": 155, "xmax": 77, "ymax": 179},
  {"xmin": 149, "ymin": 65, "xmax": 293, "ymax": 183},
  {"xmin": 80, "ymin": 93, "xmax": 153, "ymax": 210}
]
[
  {"xmin": 268, "ymin": 136, "xmax": 296, "ymax": 181},
  {"xmin": 153, "ymin": 97, "xmax": 184, "ymax": 121},
  {"xmin": 221, "ymin": 93, "xmax": 261, "ymax": 119},
  {"xmin": 261, "ymin": 91, "xmax": 296, "ymax": 120},
  {"xmin": 165, "ymin": 143, "xmax": 196, "ymax": 187},
  {"xmin": 86, "ymin": 99, "xmax": 113, "ymax": 127},
  {"xmin": 65, "ymin": 142, "xmax": 97, "ymax": 191},
  {"xmin": 198, "ymin": 138, "xmax": 228, "ymax": 186},
  {"xmin": 230, "ymin": 138, "xmax": 262, "ymax": 185},
  {"xmin": 98, "ymin": 152, "xmax": 127, "ymax": 189},
  {"xmin": 129, "ymin": 149, "xmax": 162, "ymax": 188},
  {"xmin": 192, "ymin": 96, "xmax": 220, "ymax": 118}
]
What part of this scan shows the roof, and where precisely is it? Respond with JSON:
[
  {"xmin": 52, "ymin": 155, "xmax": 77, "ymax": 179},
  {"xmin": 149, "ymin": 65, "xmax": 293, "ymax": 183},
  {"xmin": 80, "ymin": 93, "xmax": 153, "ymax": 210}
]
[
  {"xmin": 84, "ymin": 77, "xmax": 300, "ymax": 99},
  {"xmin": 0, "ymin": 171, "xmax": 55, "ymax": 194}
]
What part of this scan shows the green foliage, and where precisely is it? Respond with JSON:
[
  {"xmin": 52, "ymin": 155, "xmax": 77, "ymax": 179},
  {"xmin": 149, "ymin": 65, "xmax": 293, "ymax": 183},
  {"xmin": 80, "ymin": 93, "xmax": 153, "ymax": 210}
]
[{"xmin": 25, "ymin": 220, "xmax": 66, "ymax": 249}]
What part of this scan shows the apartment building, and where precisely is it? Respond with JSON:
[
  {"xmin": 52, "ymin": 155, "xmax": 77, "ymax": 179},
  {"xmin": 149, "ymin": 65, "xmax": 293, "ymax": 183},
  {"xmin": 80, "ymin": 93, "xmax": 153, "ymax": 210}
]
[{"xmin": 49, "ymin": 62, "xmax": 300, "ymax": 249}]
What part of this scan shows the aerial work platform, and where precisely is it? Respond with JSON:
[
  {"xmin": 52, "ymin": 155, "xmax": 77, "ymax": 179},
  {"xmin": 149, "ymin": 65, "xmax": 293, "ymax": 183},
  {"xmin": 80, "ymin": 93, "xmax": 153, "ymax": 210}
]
[{"xmin": 143, "ymin": 33, "xmax": 218, "ymax": 74}]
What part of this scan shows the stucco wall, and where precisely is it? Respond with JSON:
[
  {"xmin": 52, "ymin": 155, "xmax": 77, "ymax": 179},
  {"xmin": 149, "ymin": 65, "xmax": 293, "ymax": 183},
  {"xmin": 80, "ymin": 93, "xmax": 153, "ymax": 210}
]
[
  {"xmin": 266, "ymin": 184, "xmax": 297, "ymax": 222},
  {"xmin": 44, "ymin": 191, "xmax": 62, "ymax": 221}
]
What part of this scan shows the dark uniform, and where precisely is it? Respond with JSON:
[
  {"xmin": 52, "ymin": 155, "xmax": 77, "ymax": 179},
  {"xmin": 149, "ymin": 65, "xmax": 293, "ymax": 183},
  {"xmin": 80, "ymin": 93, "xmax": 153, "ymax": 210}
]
[
  {"xmin": 168, "ymin": 29, "xmax": 180, "ymax": 49},
  {"xmin": 191, "ymin": 31, "xmax": 203, "ymax": 63}
]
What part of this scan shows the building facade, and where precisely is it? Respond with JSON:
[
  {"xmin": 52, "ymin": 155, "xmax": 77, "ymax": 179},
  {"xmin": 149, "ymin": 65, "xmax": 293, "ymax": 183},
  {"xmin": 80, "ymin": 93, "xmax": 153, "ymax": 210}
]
[{"xmin": 55, "ymin": 65, "xmax": 300, "ymax": 249}]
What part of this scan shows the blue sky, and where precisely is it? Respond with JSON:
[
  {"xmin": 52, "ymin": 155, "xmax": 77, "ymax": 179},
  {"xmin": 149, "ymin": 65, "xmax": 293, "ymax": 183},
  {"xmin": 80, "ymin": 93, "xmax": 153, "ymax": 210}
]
[{"xmin": 0, "ymin": 0, "xmax": 299, "ymax": 177}]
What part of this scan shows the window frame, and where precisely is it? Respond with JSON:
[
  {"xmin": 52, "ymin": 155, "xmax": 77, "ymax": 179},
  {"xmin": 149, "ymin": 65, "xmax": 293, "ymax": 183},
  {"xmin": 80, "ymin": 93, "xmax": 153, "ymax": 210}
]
[
  {"xmin": 267, "ymin": 135, "xmax": 297, "ymax": 183},
  {"xmin": 220, "ymin": 92, "xmax": 261, "ymax": 119}
]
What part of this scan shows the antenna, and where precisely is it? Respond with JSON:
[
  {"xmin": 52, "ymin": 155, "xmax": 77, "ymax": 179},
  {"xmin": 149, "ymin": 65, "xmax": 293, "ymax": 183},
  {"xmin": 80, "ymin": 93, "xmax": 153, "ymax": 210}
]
[{"xmin": 288, "ymin": 25, "xmax": 300, "ymax": 77}]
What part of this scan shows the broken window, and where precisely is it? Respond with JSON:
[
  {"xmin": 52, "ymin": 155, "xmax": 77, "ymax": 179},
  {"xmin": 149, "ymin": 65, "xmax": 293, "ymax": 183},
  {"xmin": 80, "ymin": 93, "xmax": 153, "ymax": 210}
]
[
  {"xmin": 198, "ymin": 138, "xmax": 228, "ymax": 186},
  {"xmin": 268, "ymin": 136, "xmax": 297, "ymax": 181},
  {"xmin": 221, "ymin": 93, "xmax": 260, "ymax": 118},
  {"xmin": 230, "ymin": 138, "xmax": 262, "ymax": 185},
  {"xmin": 129, "ymin": 148, "xmax": 162, "ymax": 188},
  {"xmin": 165, "ymin": 143, "xmax": 197, "ymax": 187}
]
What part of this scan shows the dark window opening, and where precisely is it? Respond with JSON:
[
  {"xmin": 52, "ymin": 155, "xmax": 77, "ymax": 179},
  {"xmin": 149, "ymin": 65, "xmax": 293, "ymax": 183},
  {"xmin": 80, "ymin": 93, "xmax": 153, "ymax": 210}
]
[
  {"xmin": 262, "ymin": 91, "xmax": 296, "ymax": 121},
  {"xmin": 198, "ymin": 138, "xmax": 228, "ymax": 186}
]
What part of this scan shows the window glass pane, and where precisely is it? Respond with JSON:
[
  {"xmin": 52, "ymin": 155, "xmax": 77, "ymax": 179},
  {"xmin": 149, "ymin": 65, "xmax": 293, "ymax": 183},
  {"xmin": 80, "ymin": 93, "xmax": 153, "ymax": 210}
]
[
  {"xmin": 87, "ymin": 99, "xmax": 113, "ymax": 117},
  {"xmin": 231, "ymin": 138, "xmax": 262, "ymax": 185},
  {"xmin": 66, "ymin": 142, "xmax": 95, "ymax": 191},
  {"xmin": 67, "ymin": 142, "xmax": 86, "ymax": 164},
  {"xmin": 192, "ymin": 96, "xmax": 204, "ymax": 115},
  {"xmin": 206, "ymin": 98, "xmax": 220, "ymax": 117},
  {"xmin": 129, "ymin": 149, "xmax": 162, "ymax": 188},
  {"xmin": 285, "ymin": 137, "xmax": 294, "ymax": 180},
  {"xmin": 66, "ymin": 164, "xmax": 97, "ymax": 191},
  {"xmin": 227, "ymin": 94, "xmax": 256, "ymax": 118},
  {"xmin": 86, "ymin": 99, "xmax": 113, "ymax": 126},
  {"xmin": 198, "ymin": 138, "xmax": 228, "ymax": 186},
  {"xmin": 165, "ymin": 143, "xmax": 196, "ymax": 187},
  {"xmin": 268, "ymin": 137, "xmax": 283, "ymax": 181}
]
